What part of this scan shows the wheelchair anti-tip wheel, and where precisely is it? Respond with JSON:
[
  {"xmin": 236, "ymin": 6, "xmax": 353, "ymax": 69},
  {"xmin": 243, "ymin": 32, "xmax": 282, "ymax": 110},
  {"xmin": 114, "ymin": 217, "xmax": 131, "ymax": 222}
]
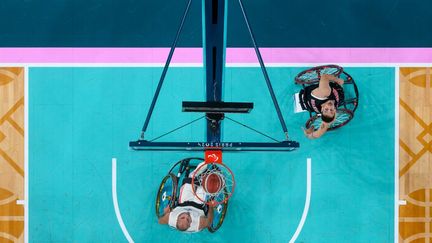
[{"xmin": 155, "ymin": 173, "xmax": 178, "ymax": 218}]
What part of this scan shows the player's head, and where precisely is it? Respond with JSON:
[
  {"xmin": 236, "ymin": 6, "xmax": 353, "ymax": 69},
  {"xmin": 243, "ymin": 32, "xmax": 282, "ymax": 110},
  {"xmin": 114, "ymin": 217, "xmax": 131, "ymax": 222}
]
[
  {"xmin": 321, "ymin": 100, "xmax": 336, "ymax": 123},
  {"xmin": 176, "ymin": 212, "xmax": 192, "ymax": 231}
]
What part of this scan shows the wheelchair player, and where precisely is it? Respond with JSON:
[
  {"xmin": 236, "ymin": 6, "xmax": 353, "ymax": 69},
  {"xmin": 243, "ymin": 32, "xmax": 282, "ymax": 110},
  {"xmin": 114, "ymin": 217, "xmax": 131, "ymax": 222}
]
[
  {"xmin": 299, "ymin": 73, "xmax": 345, "ymax": 139},
  {"xmin": 294, "ymin": 65, "xmax": 358, "ymax": 139},
  {"xmin": 157, "ymin": 159, "xmax": 222, "ymax": 232}
]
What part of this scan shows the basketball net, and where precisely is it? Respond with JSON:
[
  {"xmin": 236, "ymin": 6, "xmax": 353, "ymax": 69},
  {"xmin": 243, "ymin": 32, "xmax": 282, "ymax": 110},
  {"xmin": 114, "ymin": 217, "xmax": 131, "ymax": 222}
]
[{"xmin": 191, "ymin": 149, "xmax": 235, "ymax": 206}]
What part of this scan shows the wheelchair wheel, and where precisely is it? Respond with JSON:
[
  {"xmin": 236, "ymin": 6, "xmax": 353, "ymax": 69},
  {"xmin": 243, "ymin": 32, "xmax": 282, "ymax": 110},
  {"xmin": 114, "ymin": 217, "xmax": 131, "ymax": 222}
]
[
  {"xmin": 208, "ymin": 187, "xmax": 229, "ymax": 233},
  {"xmin": 155, "ymin": 173, "xmax": 178, "ymax": 218},
  {"xmin": 305, "ymin": 108, "xmax": 354, "ymax": 131},
  {"xmin": 208, "ymin": 202, "xmax": 228, "ymax": 233},
  {"xmin": 295, "ymin": 64, "xmax": 343, "ymax": 85},
  {"xmin": 338, "ymin": 71, "xmax": 359, "ymax": 113}
]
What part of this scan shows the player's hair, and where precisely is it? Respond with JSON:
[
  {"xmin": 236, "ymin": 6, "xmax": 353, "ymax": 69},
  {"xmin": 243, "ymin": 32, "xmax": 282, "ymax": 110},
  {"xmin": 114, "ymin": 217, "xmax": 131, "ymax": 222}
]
[{"xmin": 321, "ymin": 114, "xmax": 335, "ymax": 123}]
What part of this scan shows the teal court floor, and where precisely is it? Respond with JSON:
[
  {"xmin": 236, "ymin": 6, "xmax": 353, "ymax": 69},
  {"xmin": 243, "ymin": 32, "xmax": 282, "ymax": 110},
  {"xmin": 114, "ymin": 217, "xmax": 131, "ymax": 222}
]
[{"xmin": 29, "ymin": 66, "xmax": 395, "ymax": 242}]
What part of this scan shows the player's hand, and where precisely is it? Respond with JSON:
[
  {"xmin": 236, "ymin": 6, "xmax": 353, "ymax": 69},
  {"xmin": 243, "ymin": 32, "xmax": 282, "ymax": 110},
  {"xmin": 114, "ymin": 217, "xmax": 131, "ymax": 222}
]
[
  {"xmin": 335, "ymin": 77, "xmax": 344, "ymax": 86},
  {"xmin": 208, "ymin": 200, "xmax": 218, "ymax": 207},
  {"xmin": 322, "ymin": 74, "xmax": 344, "ymax": 85},
  {"xmin": 321, "ymin": 74, "xmax": 333, "ymax": 79},
  {"xmin": 302, "ymin": 126, "xmax": 314, "ymax": 136},
  {"xmin": 163, "ymin": 205, "xmax": 171, "ymax": 214}
]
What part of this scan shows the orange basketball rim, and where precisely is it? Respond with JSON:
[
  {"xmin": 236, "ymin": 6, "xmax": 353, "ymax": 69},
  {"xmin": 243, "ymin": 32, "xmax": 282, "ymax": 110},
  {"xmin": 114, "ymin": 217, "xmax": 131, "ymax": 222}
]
[{"xmin": 191, "ymin": 149, "xmax": 235, "ymax": 206}]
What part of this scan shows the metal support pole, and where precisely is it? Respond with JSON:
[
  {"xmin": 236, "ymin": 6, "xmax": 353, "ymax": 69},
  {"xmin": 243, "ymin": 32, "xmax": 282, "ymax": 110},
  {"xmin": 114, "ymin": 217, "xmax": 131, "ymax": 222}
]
[
  {"xmin": 203, "ymin": 0, "xmax": 227, "ymax": 143},
  {"xmin": 238, "ymin": 0, "xmax": 290, "ymax": 139},
  {"xmin": 140, "ymin": 0, "xmax": 193, "ymax": 139}
]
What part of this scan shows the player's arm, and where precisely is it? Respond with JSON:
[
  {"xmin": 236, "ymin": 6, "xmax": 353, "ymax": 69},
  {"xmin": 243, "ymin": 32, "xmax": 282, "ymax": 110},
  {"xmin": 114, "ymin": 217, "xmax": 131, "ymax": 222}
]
[
  {"xmin": 314, "ymin": 74, "xmax": 333, "ymax": 96},
  {"xmin": 158, "ymin": 206, "xmax": 170, "ymax": 224},
  {"xmin": 321, "ymin": 74, "xmax": 344, "ymax": 85},
  {"xmin": 303, "ymin": 122, "xmax": 330, "ymax": 139},
  {"xmin": 317, "ymin": 73, "xmax": 332, "ymax": 89},
  {"xmin": 319, "ymin": 74, "xmax": 344, "ymax": 88},
  {"xmin": 199, "ymin": 204, "xmax": 215, "ymax": 230}
]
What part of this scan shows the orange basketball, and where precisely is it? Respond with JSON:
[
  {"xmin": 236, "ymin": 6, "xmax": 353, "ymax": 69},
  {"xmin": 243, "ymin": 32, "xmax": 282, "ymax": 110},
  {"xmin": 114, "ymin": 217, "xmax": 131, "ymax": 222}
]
[{"xmin": 203, "ymin": 173, "xmax": 222, "ymax": 194}]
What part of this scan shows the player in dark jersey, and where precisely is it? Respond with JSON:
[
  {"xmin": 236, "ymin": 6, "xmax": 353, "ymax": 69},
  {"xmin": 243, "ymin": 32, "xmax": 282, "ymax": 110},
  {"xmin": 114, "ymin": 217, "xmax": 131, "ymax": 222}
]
[{"xmin": 299, "ymin": 74, "xmax": 344, "ymax": 139}]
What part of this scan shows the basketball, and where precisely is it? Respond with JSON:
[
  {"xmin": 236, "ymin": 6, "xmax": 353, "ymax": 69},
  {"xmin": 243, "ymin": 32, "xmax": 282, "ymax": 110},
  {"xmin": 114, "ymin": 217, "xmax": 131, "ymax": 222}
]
[{"xmin": 203, "ymin": 173, "xmax": 223, "ymax": 194}]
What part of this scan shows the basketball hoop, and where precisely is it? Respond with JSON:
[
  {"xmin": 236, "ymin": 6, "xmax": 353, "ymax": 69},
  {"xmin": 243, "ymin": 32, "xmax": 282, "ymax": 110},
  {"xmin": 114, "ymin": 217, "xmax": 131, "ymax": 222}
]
[{"xmin": 191, "ymin": 160, "xmax": 235, "ymax": 206}]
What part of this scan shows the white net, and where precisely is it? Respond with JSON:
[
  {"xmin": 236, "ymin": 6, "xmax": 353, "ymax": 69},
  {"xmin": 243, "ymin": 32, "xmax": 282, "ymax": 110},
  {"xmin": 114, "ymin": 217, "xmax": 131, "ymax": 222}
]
[{"xmin": 191, "ymin": 163, "xmax": 235, "ymax": 205}]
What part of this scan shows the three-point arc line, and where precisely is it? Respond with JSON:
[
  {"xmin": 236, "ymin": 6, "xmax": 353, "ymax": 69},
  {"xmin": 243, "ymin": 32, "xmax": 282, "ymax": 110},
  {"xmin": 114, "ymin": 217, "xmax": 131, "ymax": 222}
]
[
  {"xmin": 112, "ymin": 157, "xmax": 311, "ymax": 242},
  {"xmin": 112, "ymin": 158, "xmax": 134, "ymax": 243},
  {"xmin": 289, "ymin": 158, "xmax": 312, "ymax": 243}
]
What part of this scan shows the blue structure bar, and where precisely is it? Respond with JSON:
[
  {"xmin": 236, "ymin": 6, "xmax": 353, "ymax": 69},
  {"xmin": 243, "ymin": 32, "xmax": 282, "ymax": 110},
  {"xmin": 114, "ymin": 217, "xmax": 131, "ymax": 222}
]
[
  {"xmin": 139, "ymin": 0, "xmax": 193, "ymax": 139},
  {"xmin": 129, "ymin": 140, "xmax": 299, "ymax": 151},
  {"xmin": 203, "ymin": 0, "xmax": 227, "ymax": 143},
  {"xmin": 130, "ymin": 0, "xmax": 299, "ymax": 151},
  {"xmin": 238, "ymin": 0, "xmax": 289, "ymax": 138}
]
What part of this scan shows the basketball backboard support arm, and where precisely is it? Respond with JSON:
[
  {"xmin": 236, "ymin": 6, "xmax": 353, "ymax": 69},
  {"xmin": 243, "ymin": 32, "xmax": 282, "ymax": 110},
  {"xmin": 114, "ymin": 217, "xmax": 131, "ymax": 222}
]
[
  {"xmin": 237, "ymin": 0, "xmax": 289, "ymax": 139},
  {"xmin": 130, "ymin": 0, "xmax": 300, "ymax": 151},
  {"xmin": 138, "ymin": 0, "xmax": 193, "ymax": 139}
]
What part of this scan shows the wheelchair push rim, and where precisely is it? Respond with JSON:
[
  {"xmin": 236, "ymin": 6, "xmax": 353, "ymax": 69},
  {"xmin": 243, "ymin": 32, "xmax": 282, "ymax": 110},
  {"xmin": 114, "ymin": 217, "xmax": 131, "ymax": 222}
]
[{"xmin": 155, "ymin": 173, "xmax": 177, "ymax": 218}]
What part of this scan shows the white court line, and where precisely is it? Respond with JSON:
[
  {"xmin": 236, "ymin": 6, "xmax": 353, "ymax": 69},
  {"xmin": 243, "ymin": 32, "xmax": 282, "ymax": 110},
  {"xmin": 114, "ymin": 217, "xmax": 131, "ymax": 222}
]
[
  {"xmin": 2, "ymin": 63, "xmax": 432, "ymax": 67},
  {"xmin": 18, "ymin": 63, "xmax": 398, "ymax": 242},
  {"xmin": 394, "ymin": 67, "xmax": 400, "ymax": 243},
  {"xmin": 112, "ymin": 158, "xmax": 135, "ymax": 243},
  {"xmin": 289, "ymin": 158, "xmax": 312, "ymax": 243},
  {"xmin": 227, "ymin": 63, "xmax": 432, "ymax": 67},
  {"xmin": 24, "ymin": 66, "xmax": 29, "ymax": 243}
]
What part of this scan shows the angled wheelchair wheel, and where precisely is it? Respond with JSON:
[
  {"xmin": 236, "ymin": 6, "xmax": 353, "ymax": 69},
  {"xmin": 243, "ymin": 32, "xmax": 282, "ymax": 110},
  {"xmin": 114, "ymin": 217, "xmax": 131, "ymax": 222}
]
[
  {"xmin": 305, "ymin": 108, "xmax": 354, "ymax": 131},
  {"xmin": 295, "ymin": 64, "xmax": 343, "ymax": 85},
  {"xmin": 155, "ymin": 173, "xmax": 178, "ymax": 218},
  {"xmin": 338, "ymin": 71, "xmax": 359, "ymax": 113},
  {"xmin": 208, "ymin": 188, "xmax": 229, "ymax": 233}
]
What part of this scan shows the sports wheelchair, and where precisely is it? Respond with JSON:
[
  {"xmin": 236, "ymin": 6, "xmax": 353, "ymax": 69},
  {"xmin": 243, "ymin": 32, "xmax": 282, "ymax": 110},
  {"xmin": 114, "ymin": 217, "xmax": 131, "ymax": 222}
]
[
  {"xmin": 294, "ymin": 64, "xmax": 359, "ymax": 131},
  {"xmin": 155, "ymin": 157, "xmax": 230, "ymax": 233}
]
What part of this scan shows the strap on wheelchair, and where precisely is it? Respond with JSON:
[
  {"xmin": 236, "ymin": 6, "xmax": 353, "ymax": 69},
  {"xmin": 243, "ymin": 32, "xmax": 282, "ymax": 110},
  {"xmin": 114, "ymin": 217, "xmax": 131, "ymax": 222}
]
[
  {"xmin": 298, "ymin": 89, "xmax": 308, "ymax": 110},
  {"xmin": 182, "ymin": 177, "xmax": 200, "ymax": 186},
  {"xmin": 177, "ymin": 201, "xmax": 209, "ymax": 215},
  {"xmin": 182, "ymin": 177, "xmax": 192, "ymax": 185}
]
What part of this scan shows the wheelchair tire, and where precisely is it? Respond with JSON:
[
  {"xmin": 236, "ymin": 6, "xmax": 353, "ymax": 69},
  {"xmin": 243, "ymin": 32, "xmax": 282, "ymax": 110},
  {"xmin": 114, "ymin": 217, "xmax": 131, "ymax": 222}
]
[
  {"xmin": 295, "ymin": 64, "xmax": 343, "ymax": 85},
  {"xmin": 155, "ymin": 173, "xmax": 178, "ymax": 218},
  {"xmin": 208, "ymin": 188, "xmax": 229, "ymax": 233}
]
